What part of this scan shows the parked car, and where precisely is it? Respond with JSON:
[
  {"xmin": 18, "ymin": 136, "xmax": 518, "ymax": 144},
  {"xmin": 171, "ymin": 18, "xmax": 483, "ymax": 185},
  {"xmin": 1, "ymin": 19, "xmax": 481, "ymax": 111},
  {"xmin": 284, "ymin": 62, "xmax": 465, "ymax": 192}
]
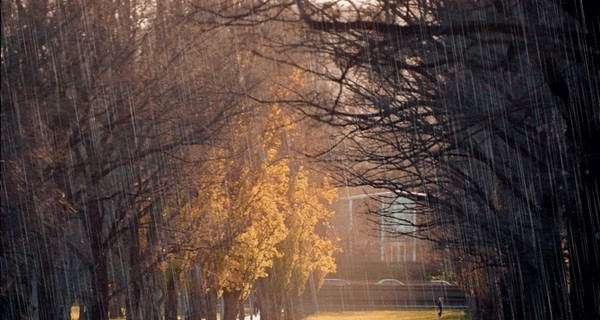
[
  {"xmin": 374, "ymin": 279, "xmax": 405, "ymax": 286},
  {"xmin": 323, "ymin": 278, "xmax": 351, "ymax": 286},
  {"xmin": 429, "ymin": 280, "xmax": 454, "ymax": 286}
]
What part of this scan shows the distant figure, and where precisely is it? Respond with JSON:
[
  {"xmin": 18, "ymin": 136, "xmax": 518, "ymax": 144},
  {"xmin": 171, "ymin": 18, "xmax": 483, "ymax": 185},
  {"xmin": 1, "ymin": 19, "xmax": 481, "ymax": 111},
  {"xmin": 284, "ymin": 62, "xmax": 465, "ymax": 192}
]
[{"xmin": 437, "ymin": 297, "xmax": 444, "ymax": 317}]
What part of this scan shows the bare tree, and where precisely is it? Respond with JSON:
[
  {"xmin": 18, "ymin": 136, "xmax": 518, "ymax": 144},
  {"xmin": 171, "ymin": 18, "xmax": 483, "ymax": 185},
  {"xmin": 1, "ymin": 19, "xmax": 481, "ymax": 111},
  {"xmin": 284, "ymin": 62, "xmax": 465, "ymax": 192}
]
[
  {"xmin": 1, "ymin": 1, "xmax": 248, "ymax": 319},
  {"xmin": 274, "ymin": 1, "xmax": 599, "ymax": 319}
]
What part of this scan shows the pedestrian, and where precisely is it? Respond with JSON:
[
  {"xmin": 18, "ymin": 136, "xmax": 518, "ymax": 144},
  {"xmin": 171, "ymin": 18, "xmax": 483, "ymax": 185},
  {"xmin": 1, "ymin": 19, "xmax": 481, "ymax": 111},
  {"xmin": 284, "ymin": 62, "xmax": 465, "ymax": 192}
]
[{"xmin": 437, "ymin": 297, "xmax": 443, "ymax": 317}]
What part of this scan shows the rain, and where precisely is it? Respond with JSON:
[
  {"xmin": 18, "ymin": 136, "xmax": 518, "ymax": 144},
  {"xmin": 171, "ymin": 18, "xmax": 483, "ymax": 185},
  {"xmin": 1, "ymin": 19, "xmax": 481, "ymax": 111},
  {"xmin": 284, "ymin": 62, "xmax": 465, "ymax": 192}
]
[{"xmin": 1, "ymin": 1, "xmax": 598, "ymax": 320}]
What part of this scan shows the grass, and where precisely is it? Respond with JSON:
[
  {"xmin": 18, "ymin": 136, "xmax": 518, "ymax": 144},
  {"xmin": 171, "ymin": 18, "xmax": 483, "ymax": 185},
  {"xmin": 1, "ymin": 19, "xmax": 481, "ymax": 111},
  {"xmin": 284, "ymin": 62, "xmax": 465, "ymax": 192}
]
[
  {"xmin": 304, "ymin": 309, "xmax": 472, "ymax": 320},
  {"xmin": 111, "ymin": 309, "xmax": 472, "ymax": 320}
]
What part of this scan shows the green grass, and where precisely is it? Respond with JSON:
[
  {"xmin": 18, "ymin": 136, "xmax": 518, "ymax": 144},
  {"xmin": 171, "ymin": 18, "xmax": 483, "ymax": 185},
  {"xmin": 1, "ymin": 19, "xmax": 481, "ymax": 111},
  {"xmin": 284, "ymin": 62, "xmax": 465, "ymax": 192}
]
[{"xmin": 304, "ymin": 309, "xmax": 471, "ymax": 320}]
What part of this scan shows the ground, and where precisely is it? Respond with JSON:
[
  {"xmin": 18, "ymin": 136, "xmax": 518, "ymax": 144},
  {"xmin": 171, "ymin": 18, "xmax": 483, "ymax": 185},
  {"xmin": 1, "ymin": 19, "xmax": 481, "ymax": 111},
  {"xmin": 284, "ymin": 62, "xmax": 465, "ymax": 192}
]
[{"xmin": 304, "ymin": 309, "xmax": 471, "ymax": 320}]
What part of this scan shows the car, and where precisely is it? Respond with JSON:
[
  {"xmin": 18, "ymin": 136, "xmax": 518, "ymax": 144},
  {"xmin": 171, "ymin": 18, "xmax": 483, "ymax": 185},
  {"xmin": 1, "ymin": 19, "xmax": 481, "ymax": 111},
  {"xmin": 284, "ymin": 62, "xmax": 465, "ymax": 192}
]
[
  {"xmin": 374, "ymin": 279, "xmax": 404, "ymax": 286},
  {"xmin": 323, "ymin": 278, "xmax": 351, "ymax": 286},
  {"xmin": 429, "ymin": 280, "xmax": 454, "ymax": 286}
]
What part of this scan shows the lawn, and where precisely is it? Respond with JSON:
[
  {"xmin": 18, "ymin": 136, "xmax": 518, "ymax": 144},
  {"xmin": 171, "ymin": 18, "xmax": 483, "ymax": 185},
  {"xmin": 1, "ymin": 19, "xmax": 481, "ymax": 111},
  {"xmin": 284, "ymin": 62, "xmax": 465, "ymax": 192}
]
[
  {"xmin": 304, "ymin": 309, "xmax": 471, "ymax": 320},
  {"xmin": 111, "ymin": 309, "xmax": 471, "ymax": 320}
]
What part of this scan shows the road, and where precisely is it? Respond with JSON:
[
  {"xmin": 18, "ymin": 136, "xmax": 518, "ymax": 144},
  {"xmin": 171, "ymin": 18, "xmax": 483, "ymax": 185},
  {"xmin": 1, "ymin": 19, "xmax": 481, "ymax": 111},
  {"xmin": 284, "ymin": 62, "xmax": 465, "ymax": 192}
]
[{"xmin": 316, "ymin": 283, "xmax": 467, "ymax": 311}]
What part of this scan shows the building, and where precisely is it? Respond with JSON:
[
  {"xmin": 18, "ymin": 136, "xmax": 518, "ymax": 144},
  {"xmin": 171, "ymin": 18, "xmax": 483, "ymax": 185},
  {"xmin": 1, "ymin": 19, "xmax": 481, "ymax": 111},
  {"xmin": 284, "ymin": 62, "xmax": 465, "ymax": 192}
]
[{"xmin": 329, "ymin": 187, "xmax": 424, "ymax": 263}]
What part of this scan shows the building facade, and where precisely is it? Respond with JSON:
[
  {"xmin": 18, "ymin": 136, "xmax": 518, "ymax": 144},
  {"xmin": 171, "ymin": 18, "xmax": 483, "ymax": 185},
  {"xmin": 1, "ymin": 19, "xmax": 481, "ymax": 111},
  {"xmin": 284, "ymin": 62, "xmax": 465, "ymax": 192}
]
[{"xmin": 329, "ymin": 188, "xmax": 424, "ymax": 263}]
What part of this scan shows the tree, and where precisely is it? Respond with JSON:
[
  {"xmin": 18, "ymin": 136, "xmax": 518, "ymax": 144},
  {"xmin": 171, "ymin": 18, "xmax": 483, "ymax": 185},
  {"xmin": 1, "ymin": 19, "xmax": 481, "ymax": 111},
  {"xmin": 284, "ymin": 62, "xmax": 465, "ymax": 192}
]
[
  {"xmin": 187, "ymin": 106, "xmax": 292, "ymax": 320},
  {"xmin": 275, "ymin": 1, "xmax": 600, "ymax": 319},
  {"xmin": 253, "ymin": 71, "xmax": 338, "ymax": 320},
  {"xmin": 254, "ymin": 164, "xmax": 337, "ymax": 320},
  {"xmin": 182, "ymin": 69, "xmax": 338, "ymax": 320},
  {"xmin": 1, "ymin": 1, "xmax": 245, "ymax": 319}
]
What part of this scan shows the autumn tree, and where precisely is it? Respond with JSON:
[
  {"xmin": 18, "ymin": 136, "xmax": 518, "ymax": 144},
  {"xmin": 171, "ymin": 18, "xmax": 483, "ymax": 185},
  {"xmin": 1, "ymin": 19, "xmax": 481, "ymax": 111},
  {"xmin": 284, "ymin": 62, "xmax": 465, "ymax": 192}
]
[
  {"xmin": 251, "ymin": 71, "xmax": 338, "ymax": 320},
  {"xmin": 1, "ymin": 1, "xmax": 247, "ymax": 319},
  {"xmin": 186, "ymin": 112, "xmax": 290, "ymax": 320},
  {"xmin": 179, "ymin": 68, "xmax": 337, "ymax": 320},
  {"xmin": 260, "ymin": 1, "xmax": 599, "ymax": 319}
]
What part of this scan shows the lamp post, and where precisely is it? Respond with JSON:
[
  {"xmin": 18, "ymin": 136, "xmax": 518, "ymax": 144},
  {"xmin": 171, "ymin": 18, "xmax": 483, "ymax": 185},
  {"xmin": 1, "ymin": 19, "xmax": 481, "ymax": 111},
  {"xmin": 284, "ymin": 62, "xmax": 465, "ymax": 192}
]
[{"xmin": 70, "ymin": 301, "xmax": 80, "ymax": 320}]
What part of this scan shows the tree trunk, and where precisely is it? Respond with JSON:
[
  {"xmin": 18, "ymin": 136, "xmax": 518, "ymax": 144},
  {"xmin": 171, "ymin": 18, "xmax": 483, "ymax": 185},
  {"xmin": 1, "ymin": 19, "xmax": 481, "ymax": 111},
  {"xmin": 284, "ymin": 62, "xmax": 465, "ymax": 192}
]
[
  {"xmin": 165, "ymin": 267, "xmax": 178, "ymax": 320},
  {"xmin": 238, "ymin": 300, "xmax": 245, "ymax": 320},
  {"xmin": 222, "ymin": 290, "xmax": 240, "ymax": 320},
  {"xmin": 90, "ymin": 243, "xmax": 109, "ymax": 320},
  {"xmin": 569, "ymin": 115, "xmax": 600, "ymax": 320},
  {"xmin": 39, "ymin": 260, "xmax": 60, "ymax": 320},
  {"xmin": 127, "ymin": 214, "xmax": 142, "ymax": 320},
  {"xmin": 283, "ymin": 296, "xmax": 296, "ymax": 320},
  {"xmin": 186, "ymin": 268, "xmax": 203, "ymax": 320},
  {"xmin": 203, "ymin": 291, "xmax": 218, "ymax": 320},
  {"xmin": 148, "ymin": 274, "xmax": 164, "ymax": 320},
  {"xmin": 86, "ymin": 201, "xmax": 108, "ymax": 320},
  {"xmin": 286, "ymin": 277, "xmax": 319, "ymax": 320},
  {"xmin": 548, "ymin": 0, "xmax": 600, "ymax": 317},
  {"xmin": 255, "ymin": 285, "xmax": 281, "ymax": 320},
  {"xmin": 29, "ymin": 267, "xmax": 40, "ymax": 320},
  {"xmin": 539, "ymin": 223, "xmax": 571, "ymax": 320},
  {"xmin": 568, "ymin": 175, "xmax": 600, "ymax": 320}
]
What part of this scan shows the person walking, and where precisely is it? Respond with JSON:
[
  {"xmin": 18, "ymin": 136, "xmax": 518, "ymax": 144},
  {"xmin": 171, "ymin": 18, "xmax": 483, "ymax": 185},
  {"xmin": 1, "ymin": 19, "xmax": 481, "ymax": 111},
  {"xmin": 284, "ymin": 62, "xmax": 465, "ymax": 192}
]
[{"xmin": 437, "ymin": 297, "xmax": 444, "ymax": 317}]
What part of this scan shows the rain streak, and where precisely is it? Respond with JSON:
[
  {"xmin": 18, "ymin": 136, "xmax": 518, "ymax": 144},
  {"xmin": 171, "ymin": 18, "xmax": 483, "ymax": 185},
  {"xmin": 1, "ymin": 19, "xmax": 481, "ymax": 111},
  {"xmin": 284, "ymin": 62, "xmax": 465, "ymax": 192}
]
[{"xmin": 2, "ymin": 1, "xmax": 599, "ymax": 320}]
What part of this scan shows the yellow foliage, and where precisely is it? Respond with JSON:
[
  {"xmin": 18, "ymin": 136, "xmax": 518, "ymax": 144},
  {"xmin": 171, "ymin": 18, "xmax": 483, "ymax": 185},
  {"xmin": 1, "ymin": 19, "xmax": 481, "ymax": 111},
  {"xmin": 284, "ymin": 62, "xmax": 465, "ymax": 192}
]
[{"xmin": 188, "ymin": 68, "xmax": 338, "ymax": 301}]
